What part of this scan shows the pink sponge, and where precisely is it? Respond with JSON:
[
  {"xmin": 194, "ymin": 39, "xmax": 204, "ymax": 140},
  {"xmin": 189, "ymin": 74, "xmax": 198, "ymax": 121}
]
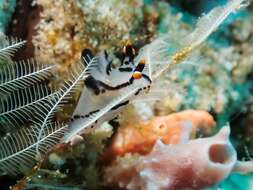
[{"xmin": 105, "ymin": 126, "xmax": 253, "ymax": 190}]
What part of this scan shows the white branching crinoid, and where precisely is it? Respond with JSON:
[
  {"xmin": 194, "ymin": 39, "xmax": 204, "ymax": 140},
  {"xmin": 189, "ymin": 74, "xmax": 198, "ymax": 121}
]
[
  {"xmin": 0, "ymin": 34, "xmax": 67, "ymax": 175},
  {"xmin": 0, "ymin": 34, "xmax": 102, "ymax": 175},
  {"xmin": 0, "ymin": 33, "xmax": 146, "ymax": 175},
  {"xmin": 0, "ymin": 0, "xmax": 247, "ymax": 176}
]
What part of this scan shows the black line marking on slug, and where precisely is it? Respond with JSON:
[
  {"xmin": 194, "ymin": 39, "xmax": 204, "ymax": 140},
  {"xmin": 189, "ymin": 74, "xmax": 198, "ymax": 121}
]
[
  {"xmin": 142, "ymin": 74, "xmax": 152, "ymax": 83},
  {"xmin": 134, "ymin": 63, "xmax": 145, "ymax": 73},
  {"xmin": 103, "ymin": 50, "xmax": 113, "ymax": 75},
  {"xmin": 104, "ymin": 50, "xmax": 109, "ymax": 60},
  {"xmin": 129, "ymin": 76, "xmax": 135, "ymax": 84},
  {"xmin": 85, "ymin": 76, "xmax": 132, "ymax": 95},
  {"xmin": 124, "ymin": 61, "xmax": 130, "ymax": 65},
  {"xmin": 134, "ymin": 88, "xmax": 142, "ymax": 96},
  {"xmin": 98, "ymin": 80, "xmax": 132, "ymax": 91},
  {"xmin": 85, "ymin": 73, "xmax": 151, "ymax": 95},
  {"xmin": 73, "ymin": 115, "xmax": 81, "ymax": 119},
  {"xmin": 71, "ymin": 110, "xmax": 100, "ymax": 122},
  {"xmin": 85, "ymin": 63, "xmax": 151, "ymax": 96},
  {"xmin": 84, "ymin": 76, "xmax": 101, "ymax": 95},
  {"xmin": 85, "ymin": 110, "xmax": 100, "ymax": 117},
  {"xmin": 110, "ymin": 100, "xmax": 130, "ymax": 111},
  {"xmin": 106, "ymin": 60, "xmax": 113, "ymax": 75},
  {"xmin": 118, "ymin": 67, "xmax": 133, "ymax": 72}
]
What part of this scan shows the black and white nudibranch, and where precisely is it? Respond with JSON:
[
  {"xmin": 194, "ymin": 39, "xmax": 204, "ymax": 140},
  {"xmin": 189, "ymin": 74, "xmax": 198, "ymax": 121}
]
[{"xmin": 65, "ymin": 42, "xmax": 152, "ymax": 142}]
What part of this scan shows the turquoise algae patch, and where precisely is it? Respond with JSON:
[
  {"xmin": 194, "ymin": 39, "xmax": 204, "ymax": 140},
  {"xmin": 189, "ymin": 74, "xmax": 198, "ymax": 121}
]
[
  {"xmin": 207, "ymin": 173, "xmax": 253, "ymax": 190},
  {"xmin": 0, "ymin": 0, "xmax": 16, "ymax": 32}
]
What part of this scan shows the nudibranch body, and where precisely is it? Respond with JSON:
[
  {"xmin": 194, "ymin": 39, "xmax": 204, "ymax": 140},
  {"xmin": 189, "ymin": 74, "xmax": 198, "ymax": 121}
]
[{"xmin": 65, "ymin": 43, "xmax": 152, "ymax": 141}]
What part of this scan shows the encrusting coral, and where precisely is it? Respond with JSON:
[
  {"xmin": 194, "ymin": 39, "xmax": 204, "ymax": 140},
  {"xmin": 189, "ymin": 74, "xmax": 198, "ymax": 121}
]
[
  {"xmin": 33, "ymin": 0, "xmax": 146, "ymax": 77},
  {"xmin": 76, "ymin": 0, "xmax": 144, "ymax": 51},
  {"xmin": 33, "ymin": 0, "xmax": 86, "ymax": 76}
]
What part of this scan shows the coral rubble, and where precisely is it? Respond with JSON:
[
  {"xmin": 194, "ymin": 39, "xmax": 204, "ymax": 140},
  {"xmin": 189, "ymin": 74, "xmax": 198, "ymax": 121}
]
[
  {"xmin": 33, "ymin": 0, "xmax": 86, "ymax": 76},
  {"xmin": 33, "ymin": 0, "xmax": 146, "ymax": 77}
]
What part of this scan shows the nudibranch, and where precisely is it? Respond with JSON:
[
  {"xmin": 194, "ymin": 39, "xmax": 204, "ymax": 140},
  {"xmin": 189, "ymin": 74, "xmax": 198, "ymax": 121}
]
[{"xmin": 65, "ymin": 43, "xmax": 152, "ymax": 142}]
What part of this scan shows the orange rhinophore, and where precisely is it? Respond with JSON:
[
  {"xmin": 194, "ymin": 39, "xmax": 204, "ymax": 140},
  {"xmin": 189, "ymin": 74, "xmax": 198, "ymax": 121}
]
[
  {"xmin": 139, "ymin": 59, "xmax": 146, "ymax": 65},
  {"xmin": 132, "ymin": 59, "xmax": 146, "ymax": 80},
  {"xmin": 132, "ymin": 71, "xmax": 142, "ymax": 79}
]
